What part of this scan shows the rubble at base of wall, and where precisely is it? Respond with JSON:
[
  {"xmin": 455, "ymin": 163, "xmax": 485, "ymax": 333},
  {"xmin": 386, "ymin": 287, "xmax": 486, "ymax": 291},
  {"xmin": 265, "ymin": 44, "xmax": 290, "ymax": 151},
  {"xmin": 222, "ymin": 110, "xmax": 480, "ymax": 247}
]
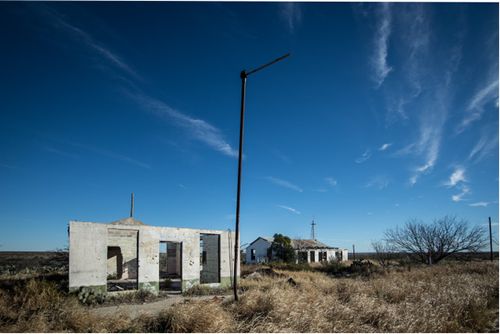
[
  {"xmin": 181, "ymin": 278, "xmax": 200, "ymax": 291},
  {"xmin": 138, "ymin": 281, "xmax": 159, "ymax": 294},
  {"xmin": 69, "ymin": 285, "xmax": 107, "ymax": 305}
]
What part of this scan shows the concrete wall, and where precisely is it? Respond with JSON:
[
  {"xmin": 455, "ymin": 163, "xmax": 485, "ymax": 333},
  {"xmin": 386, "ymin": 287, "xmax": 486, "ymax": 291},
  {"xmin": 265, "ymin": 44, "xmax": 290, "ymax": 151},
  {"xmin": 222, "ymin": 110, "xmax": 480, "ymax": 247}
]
[
  {"xmin": 69, "ymin": 220, "xmax": 237, "ymax": 294},
  {"xmin": 341, "ymin": 249, "xmax": 349, "ymax": 262},
  {"xmin": 69, "ymin": 222, "xmax": 107, "ymax": 292},
  {"xmin": 245, "ymin": 238, "xmax": 272, "ymax": 264},
  {"xmin": 296, "ymin": 248, "xmax": 348, "ymax": 263}
]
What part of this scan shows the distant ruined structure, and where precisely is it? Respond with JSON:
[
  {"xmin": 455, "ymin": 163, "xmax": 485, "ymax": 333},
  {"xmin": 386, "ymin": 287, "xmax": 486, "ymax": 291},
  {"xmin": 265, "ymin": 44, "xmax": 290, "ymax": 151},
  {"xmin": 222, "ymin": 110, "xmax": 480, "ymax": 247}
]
[{"xmin": 245, "ymin": 237, "xmax": 348, "ymax": 264}]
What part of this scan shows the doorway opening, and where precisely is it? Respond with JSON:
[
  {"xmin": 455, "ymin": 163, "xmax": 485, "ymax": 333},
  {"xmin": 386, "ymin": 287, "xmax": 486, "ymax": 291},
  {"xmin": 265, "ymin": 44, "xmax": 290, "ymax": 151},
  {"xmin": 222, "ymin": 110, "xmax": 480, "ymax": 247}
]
[
  {"xmin": 200, "ymin": 234, "xmax": 220, "ymax": 284},
  {"xmin": 107, "ymin": 229, "xmax": 138, "ymax": 292},
  {"xmin": 159, "ymin": 241, "xmax": 182, "ymax": 292}
]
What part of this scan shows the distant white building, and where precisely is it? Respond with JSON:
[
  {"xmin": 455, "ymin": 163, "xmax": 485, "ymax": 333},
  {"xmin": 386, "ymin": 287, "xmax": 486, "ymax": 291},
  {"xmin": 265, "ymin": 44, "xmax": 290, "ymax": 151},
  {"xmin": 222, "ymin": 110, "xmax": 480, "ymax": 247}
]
[
  {"xmin": 245, "ymin": 237, "xmax": 348, "ymax": 264},
  {"xmin": 245, "ymin": 237, "xmax": 274, "ymax": 263}
]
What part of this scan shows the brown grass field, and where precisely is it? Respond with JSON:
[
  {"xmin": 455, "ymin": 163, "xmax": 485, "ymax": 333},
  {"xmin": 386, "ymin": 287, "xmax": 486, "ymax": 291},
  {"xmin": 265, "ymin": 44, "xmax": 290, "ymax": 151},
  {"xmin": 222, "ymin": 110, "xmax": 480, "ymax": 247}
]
[{"xmin": 0, "ymin": 255, "xmax": 498, "ymax": 332}]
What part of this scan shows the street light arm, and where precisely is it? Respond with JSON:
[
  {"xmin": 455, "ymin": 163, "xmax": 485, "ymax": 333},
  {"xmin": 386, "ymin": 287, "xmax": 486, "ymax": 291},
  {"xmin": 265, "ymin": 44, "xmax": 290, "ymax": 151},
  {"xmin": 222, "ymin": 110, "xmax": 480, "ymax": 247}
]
[{"xmin": 245, "ymin": 53, "xmax": 291, "ymax": 76}]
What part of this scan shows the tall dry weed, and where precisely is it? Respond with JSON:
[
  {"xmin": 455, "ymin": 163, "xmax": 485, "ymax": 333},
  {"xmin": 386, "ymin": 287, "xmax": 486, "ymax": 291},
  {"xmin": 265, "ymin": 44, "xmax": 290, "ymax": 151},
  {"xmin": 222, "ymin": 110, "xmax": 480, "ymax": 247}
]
[
  {"xmin": 0, "ymin": 261, "xmax": 497, "ymax": 332},
  {"xmin": 143, "ymin": 299, "xmax": 235, "ymax": 332}
]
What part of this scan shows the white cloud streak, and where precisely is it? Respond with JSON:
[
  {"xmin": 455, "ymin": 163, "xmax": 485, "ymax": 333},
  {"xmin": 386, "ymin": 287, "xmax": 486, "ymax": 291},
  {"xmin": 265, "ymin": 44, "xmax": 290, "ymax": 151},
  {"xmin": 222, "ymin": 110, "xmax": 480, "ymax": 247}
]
[
  {"xmin": 371, "ymin": 3, "xmax": 392, "ymax": 87},
  {"xmin": 469, "ymin": 202, "xmax": 490, "ymax": 207},
  {"xmin": 130, "ymin": 92, "xmax": 238, "ymax": 158},
  {"xmin": 458, "ymin": 79, "xmax": 499, "ymax": 133},
  {"xmin": 378, "ymin": 143, "xmax": 392, "ymax": 151},
  {"xmin": 371, "ymin": 5, "xmax": 462, "ymax": 186},
  {"xmin": 277, "ymin": 205, "xmax": 301, "ymax": 215},
  {"xmin": 468, "ymin": 130, "xmax": 499, "ymax": 163},
  {"xmin": 355, "ymin": 149, "xmax": 372, "ymax": 164},
  {"xmin": 444, "ymin": 167, "xmax": 466, "ymax": 187},
  {"xmin": 452, "ymin": 185, "xmax": 470, "ymax": 202},
  {"xmin": 325, "ymin": 177, "xmax": 337, "ymax": 187},
  {"xmin": 280, "ymin": 3, "xmax": 302, "ymax": 34},
  {"xmin": 47, "ymin": 9, "xmax": 141, "ymax": 81},
  {"xmin": 265, "ymin": 176, "xmax": 303, "ymax": 192},
  {"xmin": 365, "ymin": 175, "xmax": 389, "ymax": 190},
  {"xmin": 43, "ymin": 8, "xmax": 237, "ymax": 159},
  {"xmin": 43, "ymin": 146, "xmax": 79, "ymax": 160},
  {"xmin": 408, "ymin": 103, "xmax": 446, "ymax": 185}
]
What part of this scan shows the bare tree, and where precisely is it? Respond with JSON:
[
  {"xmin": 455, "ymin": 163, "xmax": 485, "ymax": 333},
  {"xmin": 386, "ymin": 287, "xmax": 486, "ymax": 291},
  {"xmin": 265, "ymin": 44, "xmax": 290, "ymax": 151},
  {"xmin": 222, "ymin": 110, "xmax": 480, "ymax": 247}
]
[
  {"xmin": 371, "ymin": 241, "xmax": 396, "ymax": 268},
  {"xmin": 384, "ymin": 216, "xmax": 486, "ymax": 264}
]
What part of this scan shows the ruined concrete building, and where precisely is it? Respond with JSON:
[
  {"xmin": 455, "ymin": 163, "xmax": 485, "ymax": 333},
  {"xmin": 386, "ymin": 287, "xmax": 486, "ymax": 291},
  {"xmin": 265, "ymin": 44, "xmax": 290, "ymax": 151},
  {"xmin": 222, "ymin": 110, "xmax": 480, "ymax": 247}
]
[
  {"xmin": 69, "ymin": 217, "xmax": 238, "ymax": 295},
  {"xmin": 245, "ymin": 237, "xmax": 348, "ymax": 264}
]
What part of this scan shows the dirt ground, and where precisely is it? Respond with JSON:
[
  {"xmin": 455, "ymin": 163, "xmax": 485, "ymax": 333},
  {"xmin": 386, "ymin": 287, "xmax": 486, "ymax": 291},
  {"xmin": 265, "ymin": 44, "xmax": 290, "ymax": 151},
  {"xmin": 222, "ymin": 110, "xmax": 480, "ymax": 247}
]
[{"xmin": 90, "ymin": 293, "xmax": 231, "ymax": 319}]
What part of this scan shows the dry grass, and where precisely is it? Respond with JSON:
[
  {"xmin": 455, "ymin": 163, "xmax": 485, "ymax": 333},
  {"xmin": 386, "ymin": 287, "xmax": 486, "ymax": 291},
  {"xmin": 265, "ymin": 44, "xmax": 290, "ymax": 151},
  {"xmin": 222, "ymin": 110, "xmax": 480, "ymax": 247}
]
[
  {"xmin": 0, "ymin": 280, "xmax": 141, "ymax": 332},
  {"xmin": 0, "ymin": 261, "xmax": 497, "ymax": 332}
]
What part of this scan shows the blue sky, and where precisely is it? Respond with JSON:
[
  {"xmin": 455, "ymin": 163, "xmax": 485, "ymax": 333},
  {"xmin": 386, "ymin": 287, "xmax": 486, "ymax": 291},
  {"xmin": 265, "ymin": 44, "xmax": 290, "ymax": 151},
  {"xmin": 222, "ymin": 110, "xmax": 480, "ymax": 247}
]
[{"xmin": 0, "ymin": 2, "xmax": 498, "ymax": 252}]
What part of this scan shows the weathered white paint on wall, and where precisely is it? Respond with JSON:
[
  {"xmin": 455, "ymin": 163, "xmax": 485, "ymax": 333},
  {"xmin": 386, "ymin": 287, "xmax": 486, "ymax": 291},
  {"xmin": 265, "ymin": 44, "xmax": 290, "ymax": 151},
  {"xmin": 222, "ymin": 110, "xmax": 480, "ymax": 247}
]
[{"xmin": 138, "ymin": 227, "xmax": 160, "ymax": 288}]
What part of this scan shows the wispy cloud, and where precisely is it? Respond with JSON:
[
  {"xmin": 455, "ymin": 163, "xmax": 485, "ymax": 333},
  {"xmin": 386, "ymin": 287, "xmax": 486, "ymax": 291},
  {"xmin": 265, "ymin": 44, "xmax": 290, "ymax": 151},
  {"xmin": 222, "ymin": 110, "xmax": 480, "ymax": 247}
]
[
  {"xmin": 265, "ymin": 176, "xmax": 303, "ymax": 192},
  {"xmin": 130, "ymin": 91, "xmax": 238, "ymax": 158},
  {"xmin": 43, "ymin": 146, "xmax": 79, "ymax": 160},
  {"xmin": 458, "ymin": 79, "xmax": 499, "ymax": 133},
  {"xmin": 378, "ymin": 143, "xmax": 392, "ymax": 151},
  {"xmin": 355, "ymin": 149, "xmax": 372, "ymax": 164},
  {"xmin": 277, "ymin": 205, "xmax": 301, "ymax": 215},
  {"xmin": 452, "ymin": 185, "xmax": 470, "ymax": 202},
  {"xmin": 370, "ymin": 5, "xmax": 462, "ymax": 186},
  {"xmin": 68, "ymin": 142, "xmax": 151, "ymax": 169},
  {"xmin": 325, "ymin": 177, "xmax": 337, "ymax": 187},
  {"xmin": 444, "ymin": 166, "xmax": 466, "ymax": 187},
  {"xmin": 469, "ymin": 202, "xmax": 490, "ymax": 207},
  {"xmin": 280, "ymin": 3, "xmax": 302, "ymax": 34},
  {"xmin": 45, "ymin": 7, "xmax": 141, "ymax": 81},
  {"xmin": 408, "ymin": 96, "xmax": 448, "ymax": 186},
  {"xmin": 442, "ymin": 166, "xmax": 470, "ymax": 202},
  {"xmin": 41, "ymin": 8, "xmax": 237, "ymax": 159},
  {"xmin": 365, "ymin": 175, "xmax": 389, "ymax": 190},
  {"xmin": 468, "ymin": 130, "xmax": 498, "ymax": 163},
  {"xmin": 371, "ymin": 2, "xmax": 392, "ymax": 87}
]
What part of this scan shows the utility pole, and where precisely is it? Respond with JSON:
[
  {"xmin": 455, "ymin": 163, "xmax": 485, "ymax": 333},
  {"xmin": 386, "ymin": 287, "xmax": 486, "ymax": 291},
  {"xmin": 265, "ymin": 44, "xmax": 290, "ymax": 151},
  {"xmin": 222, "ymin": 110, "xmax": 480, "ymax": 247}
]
[
  {"xmin": 233, "ymin": 53, "xmax": 290, "ymax": 302},
  {"xmin": 489, "ymin": 217, "xmax": 493, "ymax": 262},
  {"xmin": 352, "ymin": 244, "xmax": 355, "ymax": 261},
  {"xmin": 130, "ymin": 193, "xmax": 134, "ymax": 218},
  {"xmin": 311, "ymin": 218, "xmax": 316, "ymax": 240}
]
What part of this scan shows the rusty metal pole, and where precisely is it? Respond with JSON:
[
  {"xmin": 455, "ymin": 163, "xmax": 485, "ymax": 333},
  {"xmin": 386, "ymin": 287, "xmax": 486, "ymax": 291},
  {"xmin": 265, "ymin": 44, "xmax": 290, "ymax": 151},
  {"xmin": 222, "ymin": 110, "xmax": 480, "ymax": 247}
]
[{"xmin": 232, "ymin": 53, "xmax": 290, "ymax": 302}]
